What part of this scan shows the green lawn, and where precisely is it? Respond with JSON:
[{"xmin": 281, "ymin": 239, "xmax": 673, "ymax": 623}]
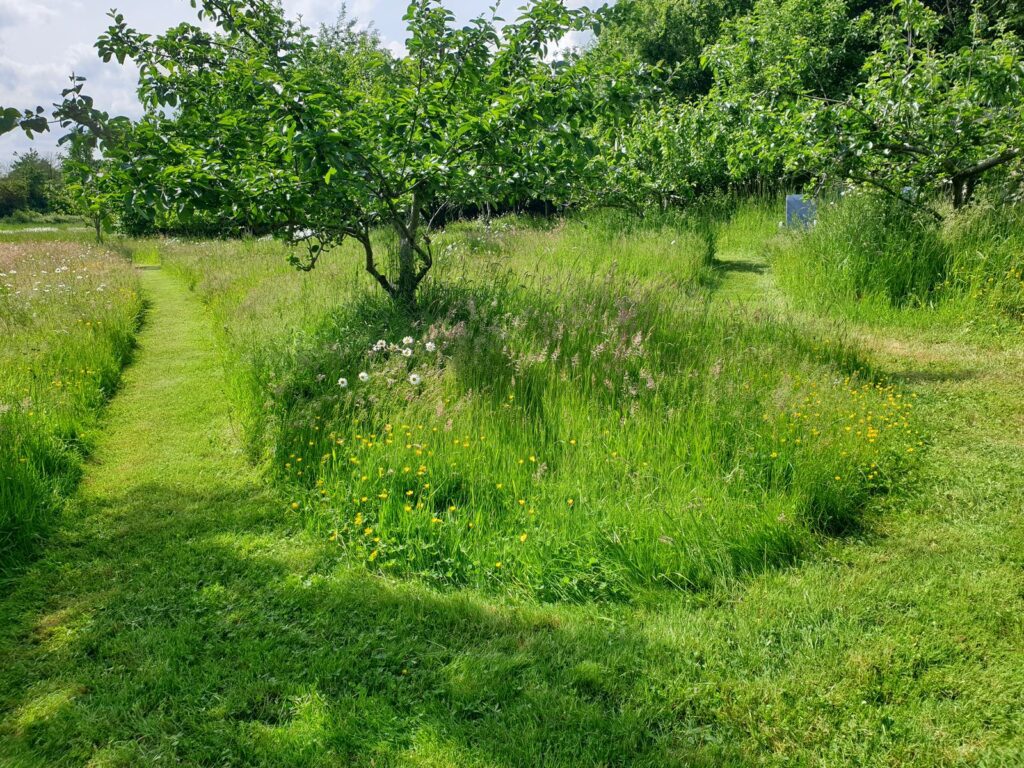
[{"xmin": 1, "ymin": 216, "xmax": 1022, "ymax": 765}]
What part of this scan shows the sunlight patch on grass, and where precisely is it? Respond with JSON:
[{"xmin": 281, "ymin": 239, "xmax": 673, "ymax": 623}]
[{"xmin": 14, "ymin": 683, "xmax": 82, "ymax": 735}]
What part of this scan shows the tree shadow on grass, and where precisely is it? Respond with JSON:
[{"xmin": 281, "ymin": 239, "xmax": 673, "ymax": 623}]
[
  {"xmin": 0, "ymin": 481, "xmax": 745, "ymax": 768},
  {"xmin": 712, "ymin": 258, "xmax": 767, "ymax": 276}
]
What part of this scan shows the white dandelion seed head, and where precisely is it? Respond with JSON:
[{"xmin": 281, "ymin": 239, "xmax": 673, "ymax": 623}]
[
  {"xmin": 402, "ymin": 336, "xmax": 414, "ymax": 345},
  {"xmin": 401, "ymin": 348, "xmax": 413, "ymax": 358},
  {"xmin": 425, "ymin": 341, "xmax": 436, "ymax": 353},
  {"xmin": 338, "ymin": 377, "xmax": 348, "ymax": 388},
  {"xmin": 409, "ymin": 373, "xmax": 422, "ymax": 386},
  {"xmin": 373, "ymin": 339, "xmax": 387, "ymax": 351},
  {"xmin": 358, "ymin": 371, "xmax": 370, "ymax": 382}
]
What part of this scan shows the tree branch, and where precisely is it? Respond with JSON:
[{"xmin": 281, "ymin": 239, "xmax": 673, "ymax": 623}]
[
  {"xmin": 954, "ymin": 148, "xmax": 1020, "ymax": 181},
  {"xmin": 357, "ymin": 227, "xmax": 396, "ymax": 295},
  {"xmin": 846, "ymin": 172, "xmax": 944, "ymax": 222}
]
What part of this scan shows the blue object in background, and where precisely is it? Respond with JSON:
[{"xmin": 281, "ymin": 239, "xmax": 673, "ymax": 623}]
[{"xmin": 786, "ymin": 194, "xmax": 817, "ymax": 227}]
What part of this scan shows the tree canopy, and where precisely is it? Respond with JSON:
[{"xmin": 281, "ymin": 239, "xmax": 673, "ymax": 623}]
[{"xmin": 93, "ymin": 0, "xmax": 620, "ymax": 303}]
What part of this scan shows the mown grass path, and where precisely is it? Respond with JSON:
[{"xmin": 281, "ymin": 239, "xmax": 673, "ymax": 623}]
[
  {"xmin": 0, "ymin": 268, "xmax": 283, "ymax": 763},
  {"xmin": 2, "ymin": 252, "xmax": 1023, "ymax": 766}
]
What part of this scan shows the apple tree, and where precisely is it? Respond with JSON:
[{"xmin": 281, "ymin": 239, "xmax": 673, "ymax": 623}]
[
  {"xmin": 90, "ymin": 0, "xmax": 609, "ymax": 305},
  {"xmin": 830, "ymin": 0, "xmax": 1023, "ymax": 210}
]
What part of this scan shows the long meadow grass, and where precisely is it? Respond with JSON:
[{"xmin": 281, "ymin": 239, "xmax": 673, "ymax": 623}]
[
  {"xmin": 157, "ymin": 211, "xmax": 919, "ymax": 601},
  {"xmin": 771, "ymin": 193, "xmax": 1024, "ymax": 332},
  {"xmin": 0, "ymin": 240, "xmax": 142, "ymax": 570}
]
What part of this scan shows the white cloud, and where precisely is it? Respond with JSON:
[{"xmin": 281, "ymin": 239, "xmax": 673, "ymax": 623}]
[
  {"xmin": 0, "ymin": 0, "xmax": 56, "ymax": 29},
  {"xmin": 0, "ymin": 39, "xmax": 139, "ymax": 157}
]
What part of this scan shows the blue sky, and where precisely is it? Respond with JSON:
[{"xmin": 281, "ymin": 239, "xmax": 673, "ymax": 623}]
[{"xmin": 0, "ymin": 0, "xmax": 588, "ymax": 162}]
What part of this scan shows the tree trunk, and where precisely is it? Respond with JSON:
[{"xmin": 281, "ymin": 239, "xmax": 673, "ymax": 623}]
[
  {"xmin": 396, "ymin": 231, "xmax": 416, "ymax": 306},
  {"xmin": 93, "ymin": 214, "xmax": 103, "ymax": 243},
  {"xmin": 395, "ymin": 198, "xmax": 420, "ymax": 308},
  {"xmin": 951, "ymin": 175, "xmax": 966, "ymax": 210},
  {"xmin": 964, "ymin": 176, "xmax": 976, "ymax": 207}
]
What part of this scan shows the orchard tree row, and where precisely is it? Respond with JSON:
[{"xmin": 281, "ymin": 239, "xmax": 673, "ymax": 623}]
[{"xmin": 2, "ymin": 0, "xmax": 1021, "ymax": 304}]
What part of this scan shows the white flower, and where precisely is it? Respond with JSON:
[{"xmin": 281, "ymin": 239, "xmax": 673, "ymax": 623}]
[
  {"xmin": 401, "ymin": 348, "xmax": 413, "ymax": 358},
  {"xmin": 409, "ymin": 373, "xmax": 422, "ymax": 386},
  {"xmin": 402, "ymin": 336, "xmax": 414, "ymax": 345},
  {"xmin": 425, "ymin": 341, "xmax": 436, "ymax": 353},
  {"xmin": 338, "ymin": 377, "xmax": 348, "ymax": 388},
  {"xmin": 358, "ymin": 371, "xmax": 370, "ymax": 382},
  {"xmin": 373, "ymin": 339, "xmax": 387, "ymax": 351}
]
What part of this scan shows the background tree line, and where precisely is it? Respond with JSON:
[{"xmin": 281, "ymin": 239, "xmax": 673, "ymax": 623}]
[{"xmin": 0, "ymin": 151, "xmax": 68, "ymax": 220}]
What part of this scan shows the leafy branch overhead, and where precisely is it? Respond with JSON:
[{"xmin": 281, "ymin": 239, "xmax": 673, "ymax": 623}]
[
  {"xmin": 833, "ymin": 1, "xmax": 1023, "ymax": 209},
  {"xmin": 597, "ymin": 0, "xmax": 1023, "ymax": 214}
]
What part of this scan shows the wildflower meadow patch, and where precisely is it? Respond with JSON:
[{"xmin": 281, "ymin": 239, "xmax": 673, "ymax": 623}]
[
  {"xmin": 159, "ymin": 212, "xmax": 920, "ymax": 601},
  {"xmin": 0, "ymin": 241, "xmax": 142, "ymax": 569}
]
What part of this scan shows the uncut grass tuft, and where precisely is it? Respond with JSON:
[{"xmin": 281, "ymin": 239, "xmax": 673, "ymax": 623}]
[
  {"xmin": 0, "ymin": 242, "xmax": 142, "ymax": 570},
  {"xmin": 158, "ymin": 212, "xmax": 920, "ymax": 602},
  {"xmin": 770, "ymin": 193, "xmax": 1024, "ymax": 333}
]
